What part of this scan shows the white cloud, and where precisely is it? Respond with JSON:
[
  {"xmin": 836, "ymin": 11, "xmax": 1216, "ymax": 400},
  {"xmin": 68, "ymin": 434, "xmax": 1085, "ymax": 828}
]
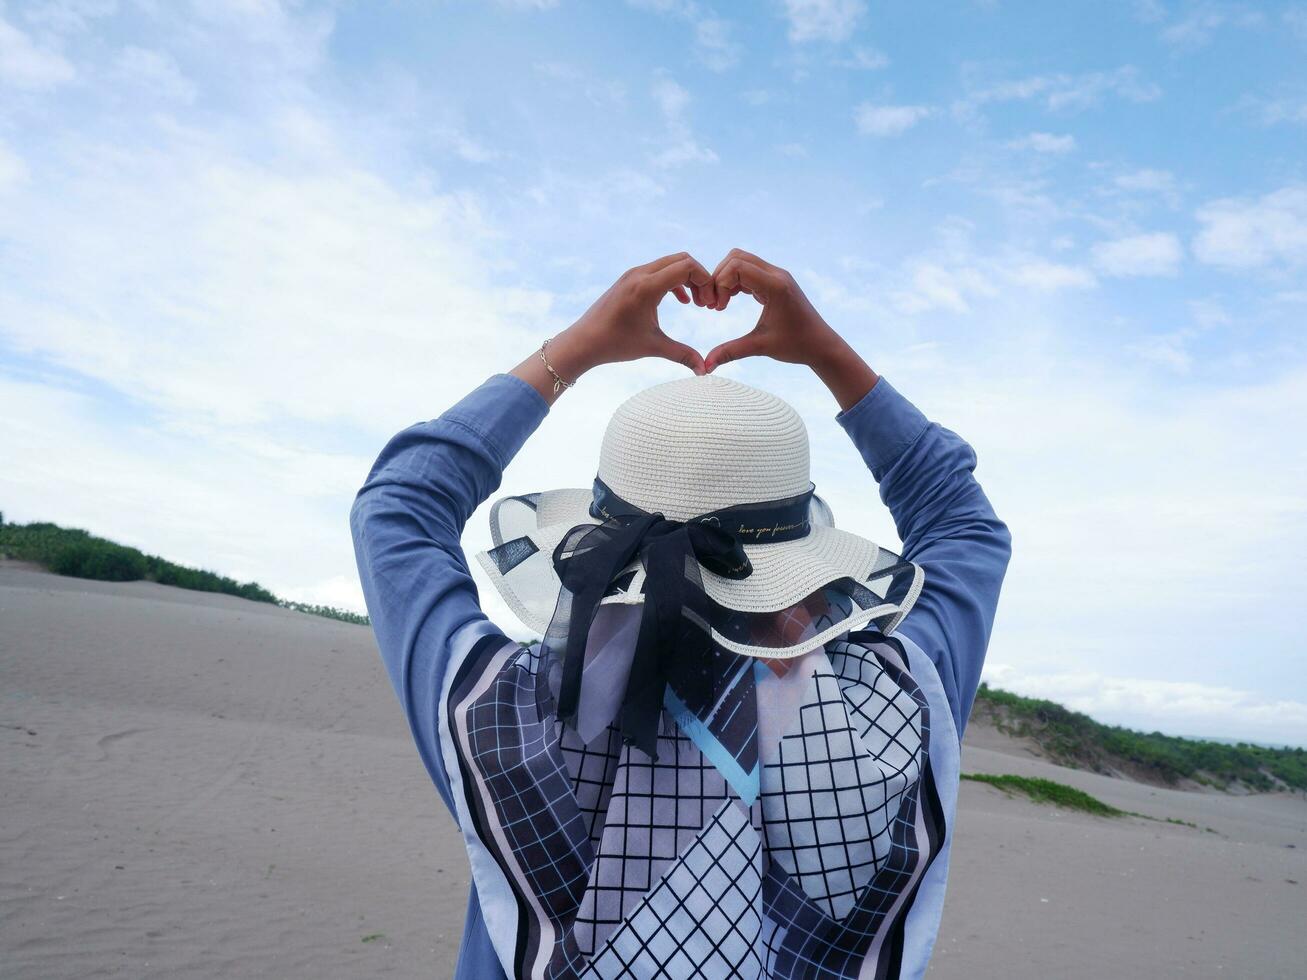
[
  {"xmin": 854, "ymin": 102, "xmax": 932, "ymax": 136},
  {"xmin": 1188, "ymin": 298, "xmax": 1231, "ymax": 327},
  {"xmin": 1006, "ymin": 259, "xmax": 1097, "ymax": 290},
  {"xmin": 1006, "ymin": 131, "xmax": 1076, "ymax": 154},
  {"xmin": 652, "ymin": 73, "xmax": 690, "ymax": 119},
  {"xmin": 1114, "ymin": 167, "xmax": 1177, "ymax": 194},
  {"xmin": 112, "ymin": 46, "xmax": 196, "ymax": 103},
  {"xmin": 0, "ymin": 142, "xmax": 558, "ymax": 430},
  {"xmin": 847, "ymin": 240, "xmax": 1097, "ymax": 317},
  {"xmin": 650, "ymin": 75, "xmax": 718, "ymax": 167},
  {"xmin": 534, "ymin": 61, "xmax": 627, "ymax": 107},
  {"xmin": 1159, "ymin": 4, "xmax": 1264, "ymax": 49},
  {"xmin": 0, "ymin": 12, "xmax": 76, "ymax": 89},
  {"xmin": 890, "ymin": 262, "xmax": 995, "ymax": 314},
  {"xmin": 1287, "ymin": 5, "xmax": 1307, "ymax": 39},
  {"xmin": 1248, "ymin": 96, "xmax": 1307, "ymax": 126},
  {"xmin": 780, "ymin": 0, "xmax": 866, "ymax": 43},
  {"xmin": 837, "ymin": 46, "xmax": 888, "ymax": 70},
  {"xmin": 1106, "ymin": 168, "xmax": 1181, "ymax": 208},
  {"xmin": 693, "ymin": 17, "xmax": 741, "ymax": 71},
  {"xmin": 652, "ymin": 141, "xmax": 719, "ymax": 168},
  {"xmin": 0, "ymin": 140, "xmax": 29, "ymax": 189},
  {"xmin": 982, "ymin": 664, "xmax": 1307, "ymax": 745},
  {"xmin": 626, "ymin": 0, "xmax": 741, "ymax": 71},
  {"xmin": 1193, "ymin": 186, "xmax": 1307, "ymax": 269},
  {"xmin": 0, "ymin": 377, "xmax": 372, "ymax": 609},
  {"xmin": 1128, "ymin": 329, "xmax": 1196, "ymax": 373},
  {"xmin": 1092, "ymin": 232, "xmax": 1184, "ymax": 277},
  {"xmin": 1132, "ymin": 0, "xmax": 1166, "ymax": 22},
  {"xmin": 871, "ymin": 347, "xmax": 1307, "ymax": 747},
  {"xmin": 23, "ymin": 0, "xmax": 118, "ymax": 36},
  {"xmin": 956, "ymin": 65, "xmax": 1161, "ymax": 117}
]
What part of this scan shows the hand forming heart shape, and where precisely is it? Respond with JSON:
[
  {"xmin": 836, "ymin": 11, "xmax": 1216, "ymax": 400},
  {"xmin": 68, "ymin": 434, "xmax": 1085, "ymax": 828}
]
[
  {"xmin": 576, "ymin": 248, "xmax": 842, "ymax": 372},
  {"xmin": 516, "ymin": 248, "xmax": 875, "ymax": 410}
]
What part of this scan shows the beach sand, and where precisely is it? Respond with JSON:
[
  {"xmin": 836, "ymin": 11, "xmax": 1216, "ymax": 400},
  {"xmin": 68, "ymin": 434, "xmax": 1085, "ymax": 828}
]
[{"xmin": 2, "ymin": 561, "xmax": 1303, "ymax": 978}]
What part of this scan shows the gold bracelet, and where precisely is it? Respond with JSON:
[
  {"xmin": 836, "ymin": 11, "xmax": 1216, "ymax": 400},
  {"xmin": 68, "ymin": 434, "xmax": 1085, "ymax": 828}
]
[{"xmin": 538, "ymin": 337, "xmax": 576, "ymax": 394}]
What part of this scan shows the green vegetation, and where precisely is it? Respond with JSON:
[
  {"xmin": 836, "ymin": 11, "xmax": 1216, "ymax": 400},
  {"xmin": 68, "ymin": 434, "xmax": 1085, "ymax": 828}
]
[
  {"xmin": 0, "ymin": 514, "xmax": 369, "ymax": 626},
  {"xmin": 961, "ymin": 774, "xmax": 1217, "ymax": 831},
  {"xmin": 973, "ymin": 682, "xmax": 1307, "ymax": 793},
  {"xmin": 961, "ymin": 773, "xmax": 1126, "ymax": 816},
  {"xmin": 360, "ymin": 933, "xmax": 386, "ymax": 944},
  {"xmin": 278, "ymin": 600, "xmax": 370, "ymax": 626}
]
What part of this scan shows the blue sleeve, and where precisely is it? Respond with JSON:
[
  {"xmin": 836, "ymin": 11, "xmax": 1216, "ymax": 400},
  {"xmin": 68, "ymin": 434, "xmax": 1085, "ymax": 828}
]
[
  {"xmin": 349, "ymin": 372, "xmax": 550, "ymax": 812},
  {"xmin": 836, "ymin": 377, "xmax": 1012, "ymax": 736}
]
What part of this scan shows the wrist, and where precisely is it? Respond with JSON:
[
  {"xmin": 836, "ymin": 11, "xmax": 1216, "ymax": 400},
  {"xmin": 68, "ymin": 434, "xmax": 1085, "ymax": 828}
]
[
  {"xmin": 546, "ymin": 323, "xmax": 604, "ymax": 380},
  {"xmin": 807, "ymin": 334, "xmax": 878, "ymax": 412},
  {"xmin": 509, "ymin": 326, "xmax": 599, "ymax": 404},
  {"xmin": 804, "ymin": 328, "xmax": 856, "ymax": 374}
]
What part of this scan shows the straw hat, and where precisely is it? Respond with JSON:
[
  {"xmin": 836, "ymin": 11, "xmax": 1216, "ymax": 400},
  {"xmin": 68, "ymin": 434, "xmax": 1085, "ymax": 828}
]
[{"xmin": 475, "ymin": 375, "xmax": 923, "ymax": 659}]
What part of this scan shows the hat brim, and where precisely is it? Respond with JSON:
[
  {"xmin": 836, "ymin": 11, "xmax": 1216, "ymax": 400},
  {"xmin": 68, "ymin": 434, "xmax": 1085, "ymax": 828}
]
[{"xmin": 475, "ymin": 488, "xmax": 924, "ymax": 660}]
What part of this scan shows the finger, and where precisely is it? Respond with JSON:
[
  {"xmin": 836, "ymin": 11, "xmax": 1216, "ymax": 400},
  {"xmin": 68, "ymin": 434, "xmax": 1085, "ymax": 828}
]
[
  {"xmin": 726, "ymin": 247, "xmax": 772, "ymax": 270},
  {"xmin": 672, "ymin": 284, "xmax": 691, "ymax": 304},
  {"xmin": 649, "ymin": 252, "xmax": 716, "ymax": 306},
  {"xmin": 713, "ymin": 267, "xmax": 758, "ymax": 311},
  {"xmin": 709, "ymin": 249, "xmax": 735, "ymax": 279},
  {"xmin": 656, "ymin": 335, "xmax": 706, "ymax": 376},
  {"xmin": 713, "ymin": 257, "xmax": 777, "ymax": 311},
  {"xmin": 709, "ymin": 266, "xmax": 749, "ymax": 312},
  {"xmin": 713, "ymin": 280, "xmax": 740, "ymax": 312},
  {"xmin": 647, "ymin": 255, "xmax": 715, "ymax": 306},
  {"xmin": 704, "ymin": 329, "xmax": 764, "ymax": 372},
  {"xmin": 643, "ymin": 251, "xmax": 692, "ymax": 271},
  {"xmin": 710, "ymin": 247, "xmax": 774, "ymax": 281}
]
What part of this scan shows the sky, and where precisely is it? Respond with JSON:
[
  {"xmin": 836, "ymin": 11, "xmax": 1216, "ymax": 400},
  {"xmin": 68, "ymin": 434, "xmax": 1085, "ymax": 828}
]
[{"xmin": 1, "ymin": 0, "xmax": 1305, "ymax": 745}]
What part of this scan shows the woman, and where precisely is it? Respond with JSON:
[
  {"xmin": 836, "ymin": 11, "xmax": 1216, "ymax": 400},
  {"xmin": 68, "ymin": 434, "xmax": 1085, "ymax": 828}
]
[{"xmin": 351, "ymin": 249, "xmax": 1011, "ymax": 979}]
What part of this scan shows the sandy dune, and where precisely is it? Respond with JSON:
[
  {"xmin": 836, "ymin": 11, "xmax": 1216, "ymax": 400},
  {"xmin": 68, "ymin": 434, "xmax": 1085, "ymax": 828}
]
[{"xmin": 2, "ymin": 562, "xmax": 1303, "ymax": 978}]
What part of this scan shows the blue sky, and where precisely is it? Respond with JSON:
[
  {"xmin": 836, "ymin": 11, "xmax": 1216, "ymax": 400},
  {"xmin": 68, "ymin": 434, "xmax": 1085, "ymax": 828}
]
[{"xmin": 1, "ymin": 0, "xmax": 1305, "ymax": 744}]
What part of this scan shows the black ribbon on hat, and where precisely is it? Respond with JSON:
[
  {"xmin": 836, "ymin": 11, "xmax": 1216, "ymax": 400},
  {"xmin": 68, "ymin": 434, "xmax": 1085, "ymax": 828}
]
[{"xmin": 548, "ymin": 476, "xmax": 816, "ymax": 760}]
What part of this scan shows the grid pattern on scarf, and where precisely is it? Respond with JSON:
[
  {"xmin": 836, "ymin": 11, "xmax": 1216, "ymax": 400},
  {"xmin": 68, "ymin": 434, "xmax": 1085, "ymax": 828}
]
[
  {"xmin": 581, "ymin": 800, "xmax": 765, "ymax": 979},
  {"xmin": 445, "ymin": 631, "xmax": 944, "ymax": 980}
]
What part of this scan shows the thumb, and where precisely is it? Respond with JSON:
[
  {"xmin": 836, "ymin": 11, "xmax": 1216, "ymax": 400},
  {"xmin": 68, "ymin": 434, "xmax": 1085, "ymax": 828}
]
[
  {"xmin": 655, "ymin": 335, "xmax": 706, "ymax": 376},
  {"xmin": 704, "ymin": 329, "xmax": 763, "ymax": 373}
]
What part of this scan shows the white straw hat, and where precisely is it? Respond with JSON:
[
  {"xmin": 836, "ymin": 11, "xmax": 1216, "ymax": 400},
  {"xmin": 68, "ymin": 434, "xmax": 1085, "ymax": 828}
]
[{"xmin": 475, "ymin": 375, "xmax": 923, "ymax": 660}]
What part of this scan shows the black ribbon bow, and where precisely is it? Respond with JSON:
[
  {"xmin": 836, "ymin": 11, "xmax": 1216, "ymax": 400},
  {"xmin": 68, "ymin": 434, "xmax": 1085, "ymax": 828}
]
[{"xmin": 547, "ymin": 478, "xmax": 814, "ymax": 761}]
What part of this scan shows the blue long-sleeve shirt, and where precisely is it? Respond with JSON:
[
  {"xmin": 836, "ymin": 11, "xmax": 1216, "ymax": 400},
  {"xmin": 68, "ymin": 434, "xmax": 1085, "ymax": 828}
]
[{"xmin": 350, "ymin": 371, "xmax": 1010, "ymax": 979}]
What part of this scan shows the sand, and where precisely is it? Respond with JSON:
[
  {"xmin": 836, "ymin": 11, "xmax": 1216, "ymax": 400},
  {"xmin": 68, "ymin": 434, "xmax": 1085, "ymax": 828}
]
[{"xmin": 2, "ymin": 561, "xmax": 1304, "ymax": 978}]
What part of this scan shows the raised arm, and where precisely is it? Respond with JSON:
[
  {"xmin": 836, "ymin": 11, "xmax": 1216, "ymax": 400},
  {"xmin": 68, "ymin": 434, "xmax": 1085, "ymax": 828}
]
[
  {"xmin": 350, "ymin": 252, "xmax": 717, "ymax": 810},
  {"xmin": 350, "ymin": 376, "xmax": 548, "ymax": 809},
  {"xmin": 704, "ymin": 248, "xmax": 1012, "ymax": 735},
  {"xmin": 836, "ymin": 379, "xmax": 1011, "ymax": 736}
]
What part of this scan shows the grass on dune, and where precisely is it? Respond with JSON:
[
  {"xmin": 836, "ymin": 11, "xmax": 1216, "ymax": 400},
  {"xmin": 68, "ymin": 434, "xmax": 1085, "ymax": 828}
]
[
  {"xmin": 973, "ymin": 682, "xmax": 1307, "ymax": 793},
  {"xmin": 962, "ymin": 772, "xmax": 1219, "ymax": 831},
  {"xmin": 0, "ymin": 513, "xmax": 369, "ymax": 626},
  {"xmin": 961, "ymin": 773, "xmax": 1126, "ymax": 817}
]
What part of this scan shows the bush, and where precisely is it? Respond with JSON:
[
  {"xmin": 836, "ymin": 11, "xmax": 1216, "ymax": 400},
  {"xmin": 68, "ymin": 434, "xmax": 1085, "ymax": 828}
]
[
  {"xmin": 277, "ymin": 600, "xmax": 370, "ymax": 625},
  {"xmin": 1, "ymin": 513, "xmax": 367, "ymax": 626},
  {"xmin": 973, "ymin": 682, "xmax": 1307, "ymax": 792},
  {"xmin": 50, "ymin": 540, "xmax": 148, "ymax": 581},
  {"xmin": 961, "ymin": 773, "xmax": 1125, "ymax": 816}
]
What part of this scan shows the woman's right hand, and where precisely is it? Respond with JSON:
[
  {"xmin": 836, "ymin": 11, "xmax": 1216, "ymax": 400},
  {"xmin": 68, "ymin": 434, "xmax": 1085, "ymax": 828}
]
[{"xmin": 513, "ymin": 252, "xmax": 715, "ymax": 403}]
